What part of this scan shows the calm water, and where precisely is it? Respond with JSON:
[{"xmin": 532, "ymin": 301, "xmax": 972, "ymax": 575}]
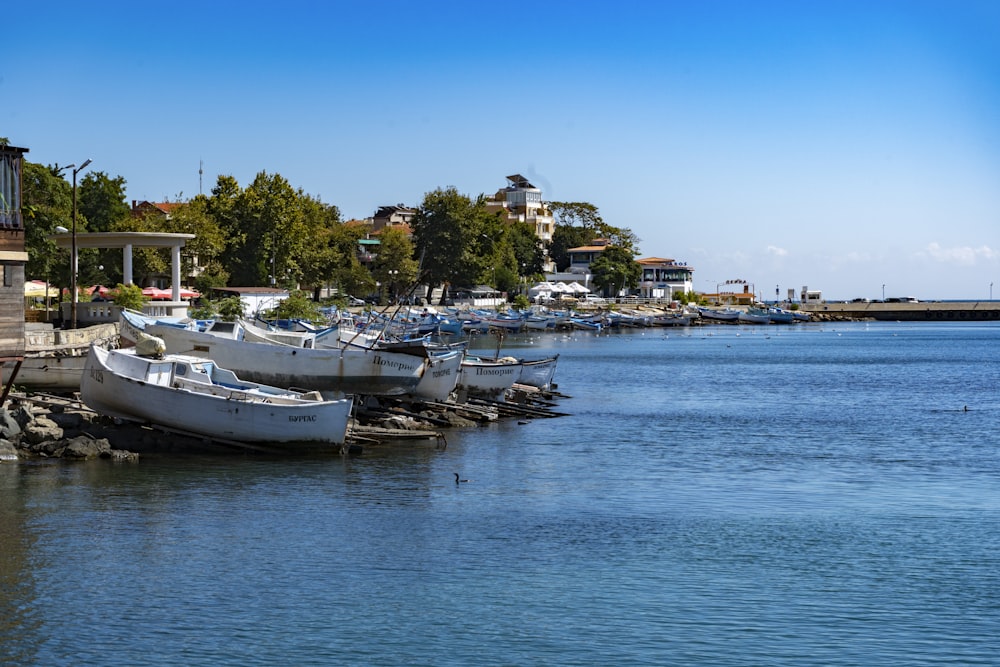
[{"xmin": 2, "ymin": 321, "xmax": 1000, "ymax": 666}]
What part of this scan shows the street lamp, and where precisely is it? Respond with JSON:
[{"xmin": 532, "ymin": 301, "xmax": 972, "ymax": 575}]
[
  {"xmin": 70, "ymin": 159, "xmax": 92, "ymax": 328},
  {"xmin": 882, "ymin": 284, "xmax": 885, "ymax": 302},
  {"xmin": 387, "ymin": 269, "xmax": 399, "ymax": 303}
]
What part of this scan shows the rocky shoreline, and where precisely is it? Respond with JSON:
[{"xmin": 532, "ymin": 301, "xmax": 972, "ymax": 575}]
[
  {"xmin": 1, "ymin": 400, "xmax": 142, "ymax": 463},
  {"xmin": 0, "ymin": 385, "xmax": 562, "ymax": 463}
]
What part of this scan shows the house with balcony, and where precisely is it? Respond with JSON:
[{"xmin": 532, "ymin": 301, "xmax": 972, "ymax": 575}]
[
  {"xmin": 485, "ymin": 174, "xmax": 556, "ymax": 271},
  {"xmin": 637, "ymin": 257, "xmax": 694, "ymax": 300}
]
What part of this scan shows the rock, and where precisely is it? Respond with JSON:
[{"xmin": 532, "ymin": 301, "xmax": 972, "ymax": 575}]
[
  {"xmin": 61, "ymin": 436, "xmax": 112, "ymax": 460},
  {"xmin": 22, "ymin": 416, "xmax": 64, "ymax": 445},
  {"xmin": 106, "ymin": 449, "xmax": 139, "ymax": 463},
  {"xmin": 0, "ymin": 439, "xmax": 18, "ymax": 462},
  {"xmin": 0, "ymin": 409, "xmax": 21, "ymax": 439},
  {"xmin": 47, "ymin": 411, "xmax": 85, "ymax": 431}
]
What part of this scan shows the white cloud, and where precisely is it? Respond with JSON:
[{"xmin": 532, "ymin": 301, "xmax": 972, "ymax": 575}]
[
  {"xmin": 918, "ymin": 243, "xmax": 998, "ymax": 265},
  {"xmin": 766, "ymin": 245, "xmax": 788, "ymax": 257}
]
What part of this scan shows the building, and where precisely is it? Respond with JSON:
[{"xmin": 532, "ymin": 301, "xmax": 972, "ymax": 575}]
[
  {"xmin": 371, "ymin": 205, "xmax": 415, "ymax": 234},
  {"xmin": 1, "ymin": 143, "xmax": 29, "ymax": 400},
  {"xmin": 636, "ymin": 257, "xmax": 694, "ymax": 300},
  {"xmin": 485, "ymin": 174, "xmax": 555, "ymax": 244}
]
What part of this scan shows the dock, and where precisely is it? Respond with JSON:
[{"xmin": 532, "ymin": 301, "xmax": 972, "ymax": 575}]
[{"xmin": 803, "ymin": 301, "xmax": 1000, "ymax": 322}]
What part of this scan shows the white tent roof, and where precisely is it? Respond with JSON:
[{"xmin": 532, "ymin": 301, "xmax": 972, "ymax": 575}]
[{"xmin": 565, "ymin": 281, "xmax": 590, "ymax": 293}]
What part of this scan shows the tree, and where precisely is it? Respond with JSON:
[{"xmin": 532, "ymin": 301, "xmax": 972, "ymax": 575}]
[
  {"xmin": 412, "ymin": 187, "xmax": 484, "ymax": 303},
  {"xmin": 549, "ymin": 201, "xmax": 604, "ymax": 229},
  {"xmin": 109, "ymin": 283, "xmax": 148, "ymax": 311},
  {"xmin": 549, "ymin": 200, "xmax": 641, "ymax": 257},
  {"xmin": 21, "ymin": 161, "xmax": 74, "ymax": 286},
  {"xmin": 77, "ymin": 171, "xmax": 130, "ymax": 232},
  {"xmin": 549, "ymin": 224, "xmax": 594, "ymax": 271},
  {"xmin": 589, "ymin": 245, "xmax": 641, "ymax": 296},
  {"xmin": 372, "ymin": 226, "xmax": 419, "ymax": 303},
  {"xmin": 163, "ymin": 194, "xmax": 228, "ymax": 289}
]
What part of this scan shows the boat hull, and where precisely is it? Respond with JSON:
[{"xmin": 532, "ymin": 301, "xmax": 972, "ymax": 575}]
[
  {"xmin": 143, "ymin": 323, "xmax": 427, "ymax": 396},
  {"xmin": 458, "ymin": 357, "xmax": 522, "ymax": 397},
  {"xmin": 81, "ymin": 347, "xmax": 352, "ymax": 447}
]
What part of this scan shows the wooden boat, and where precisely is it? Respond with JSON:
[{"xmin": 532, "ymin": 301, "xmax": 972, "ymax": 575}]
[
  {"xmin": 120, "ymin": 311, "xmax": 427, "ymax": 396},
  {"xmin": 457, "ymin": 355, "xmax": 523, "ymax": 398},
  {"xmin": 81, "ymin": 346, "xmax": 353, "ymax": 448},
  {"xmin": 766, "ymin": 307, "xmax": 796, "ymax": 324},
  {"xmin": 322, "ymin": 323, "xmax": 466, "ymax": 402},
  {"xmin": 698, "ymin": 307, "xmax": 741, "ymax": 322},
  {"xmin": 2, "ymin": 322, "xmax": 120, "ymax": 392},
  {"xmin": 738, "ymin": 308, "xmax": 771, "ymax": 324},
  {"xmin": 516, "ymin": 355, "xmax": 559, "ymax": 390}
]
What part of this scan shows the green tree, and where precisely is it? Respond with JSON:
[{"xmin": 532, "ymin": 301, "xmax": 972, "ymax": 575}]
[
  {"xmin": 297, "ymin": 194, "xmax": 344, "ymax": 298},
  {"xmin": 412, "ymin": 187, "xmax": 485, "ymax": 303},
  {"xmin": 110, "ymin": 283, "xmax": 149, "ymax": 311},
  {"xmin": 21, "ymin": 161, "xmax": 74, "ymax": 287},
  {"xmin": 78, "ymin": 171, "xmax": 130, "ymax": 285},
  {"xmin": 163, "ymin": 194, "xmax": 228, "ymax": 288},
  {"xmin": 271, "ymin": 290, "xmax": 324, "ymax": 324},
  {"xmin": 372, "ymin": 226, "xmax": 420, "ymax": 303},
  {"xmin": 549, "ymin": 224, "xmax": 594, "ymax": 271},
  {"xmin": 589, "ymin": 245, "xmax": 641, "ymax": 296}
]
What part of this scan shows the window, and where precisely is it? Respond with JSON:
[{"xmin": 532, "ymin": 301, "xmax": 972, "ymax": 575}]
[{"xmin": 0, "ymin": 153, "xmax": 22, "ymax": 229}]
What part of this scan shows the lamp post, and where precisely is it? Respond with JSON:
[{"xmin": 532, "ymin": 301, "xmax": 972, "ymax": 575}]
[
  {"xmin": 882, "ymin": 284, "xmax": 885, "ymax": 302},
  {"xmin": 991, "ymin": 282, "xmax": 994, "ymax": 300},
  {"xmin": 70, "ymin": 159, "xmax": 92, "ymax": 328},
  {"xmin": 387, "ymin": 269, "xmax": 398, "ymax": 303}
]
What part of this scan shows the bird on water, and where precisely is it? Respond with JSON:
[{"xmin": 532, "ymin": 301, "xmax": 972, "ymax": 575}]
[{"xmin": 454, "ymin": 473, "xmax": 469, "ymax": 484}]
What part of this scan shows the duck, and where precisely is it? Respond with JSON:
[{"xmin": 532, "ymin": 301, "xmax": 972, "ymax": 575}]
[{"xmin": 454, "ymin": 472, "xmax": 469, "ymax": 484}]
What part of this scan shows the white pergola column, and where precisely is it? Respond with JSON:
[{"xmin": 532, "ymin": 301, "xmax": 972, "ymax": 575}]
[
  {"xmin": 123, "ymin": 243, "xmax": 133, "ymax": 285},
  {"xmin": 171, "ymin": 244, "xmax": 182, "ymax": 301}
]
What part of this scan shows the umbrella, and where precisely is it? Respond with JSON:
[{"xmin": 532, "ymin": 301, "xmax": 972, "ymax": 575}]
[
  {"xmin": 565, "ymin": 281, "xmax": 590, "ymax": 293},
  {"xmin": 24, "ymin": 280, "xmax": 55, "ymax": 298},
  {"xmin": 179, "ymin": 288, "xmax": 201, "ymax": 299},
  {"xmin": 142, "ymin": 287, "xmax": 173, "ymax": 300}
]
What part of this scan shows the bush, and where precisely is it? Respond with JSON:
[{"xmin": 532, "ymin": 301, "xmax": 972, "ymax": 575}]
[{"xmin": 110, "ymin": 284, "xmax": 148, "ymax": 311}]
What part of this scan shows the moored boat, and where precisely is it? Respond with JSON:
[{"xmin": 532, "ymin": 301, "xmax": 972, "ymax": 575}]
[
  {"xmin": 121, "ymin": 310, "xmax": 427, "ymax": 396},
  {"xmin": 81, "ymin": 345, "xmax": 353, "ymax": 448},
  {"xmin": 2, "ymin": 322, "xmax": 120, "ymax": 393},
  {"xmin": 738, "ymin": 308, "xmax": 771, "ymax": 324},
  {"xmin": 457, "ymin": 355, "xmax": 523, "ymax": 398}
]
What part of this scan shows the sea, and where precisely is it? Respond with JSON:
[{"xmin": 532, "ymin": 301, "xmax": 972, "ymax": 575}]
[{"xmin": 2, "ymin": 321, "xmax": 999, "ymax": 666}]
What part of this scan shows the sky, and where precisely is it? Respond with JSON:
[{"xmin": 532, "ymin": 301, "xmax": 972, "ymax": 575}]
[{"xmin": 4, "ymin": 0, "xmax": 1000, "ymax": 301}]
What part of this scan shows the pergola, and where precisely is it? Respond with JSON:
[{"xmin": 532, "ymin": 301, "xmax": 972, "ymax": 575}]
[{"xmin": 48, "ymin": 231, "xmax": 196, "ymax": 302}]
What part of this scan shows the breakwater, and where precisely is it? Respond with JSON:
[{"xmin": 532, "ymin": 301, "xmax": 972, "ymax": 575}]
[{"xmin": 803, "ymin": 301, "xmax": 1000, "ymax": 322}]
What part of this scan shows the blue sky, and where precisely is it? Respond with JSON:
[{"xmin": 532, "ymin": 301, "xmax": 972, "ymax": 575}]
[{"xmin": 5, "ymin": 1, "xmax": 999, "ymax": 300}]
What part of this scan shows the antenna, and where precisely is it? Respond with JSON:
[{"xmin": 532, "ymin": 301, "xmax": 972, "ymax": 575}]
[{"xmin": 199, "ymin": 159, "xmax": 203, "ymax": 195}]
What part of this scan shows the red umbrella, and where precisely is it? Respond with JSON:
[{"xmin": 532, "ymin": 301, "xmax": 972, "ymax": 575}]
[
  {"xmin": 142, "ymin": 287, "xmax": 173, "ymax": 300},
  {"xmin": 178, "ymin": 288, "xmax": 201, "ymax": 299}
]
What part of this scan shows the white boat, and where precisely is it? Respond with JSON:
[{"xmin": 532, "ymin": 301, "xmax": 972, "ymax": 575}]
[
  {"xmin": 81, "ymin": 346, "xmax": 353, "ymax": 448},
  {"xmin": 698, "ymin": 307, "xmax": 741, "ymax": 322},
  {"xmin": 120, "ymin": 311, "xmax": 427, "ymax": 396},
  {"xmin": 410, "ymin": 348, "xmax": 465, "ymax": 401},
  {"xmin": 738, "ymin": 308, "xmax": 771, "ymax": 324},
  {"xmin": 766, "ymin": 307, "xmax": 796, "ymax": 324},
  {"xmin": 457, "ymin": 355, "xmax": 523, "ymax": 398},
  {"xmin": 2, "ymin": 322, "xmax": 120, "ymax": 392},
  {"xmin": 325, "ymin": 323, "xmax": 465, "ymax": 402},
  {"xmin": 516, "ymin": 355, "xmax": 559, "ymax": 390}
]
